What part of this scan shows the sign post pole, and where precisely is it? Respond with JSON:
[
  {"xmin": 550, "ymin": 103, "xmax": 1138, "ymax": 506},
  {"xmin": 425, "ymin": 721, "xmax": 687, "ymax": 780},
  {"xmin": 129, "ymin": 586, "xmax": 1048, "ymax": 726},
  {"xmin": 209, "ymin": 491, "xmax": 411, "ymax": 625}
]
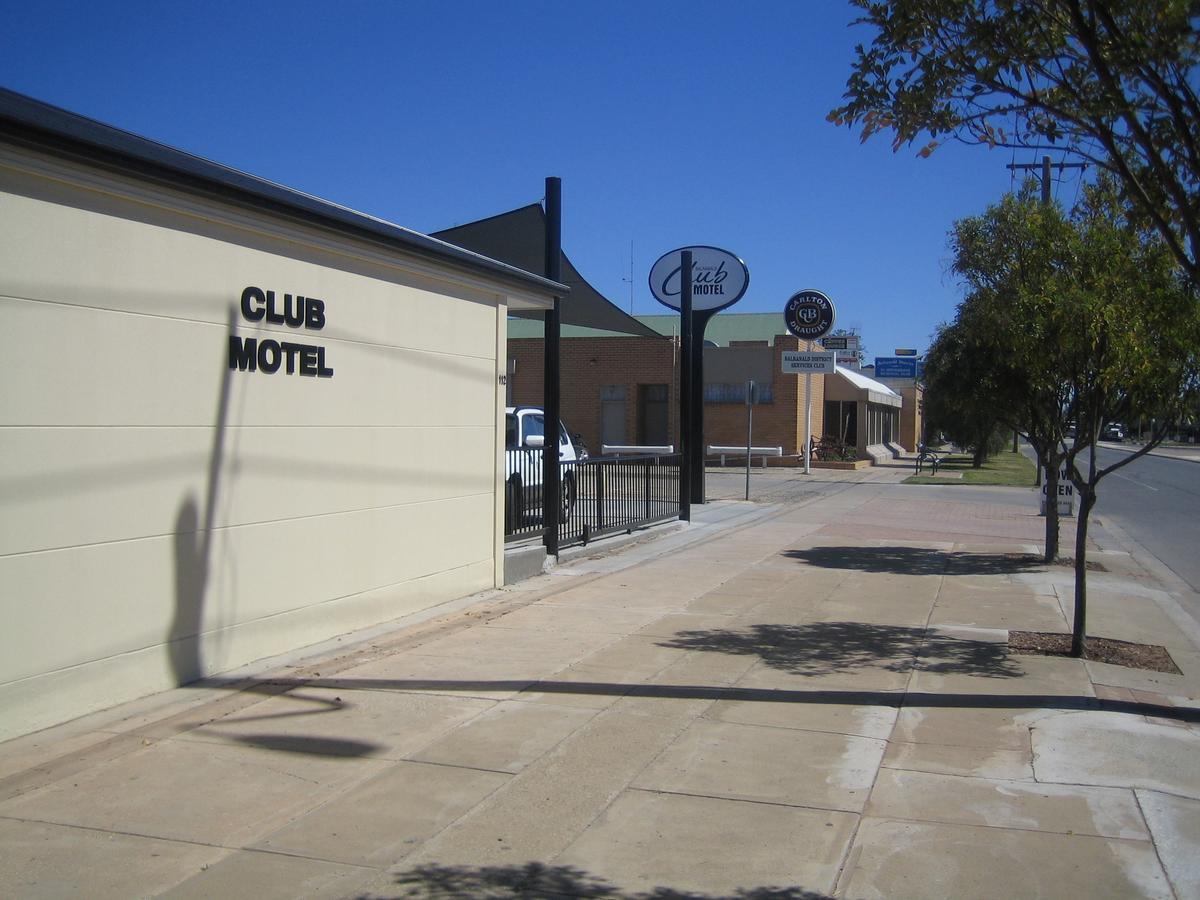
[
  {"xmin": 648, "ymin": 246, "xmax": 750, "ymax": 518},
  {"xmin": 804, "ymin": 341, "xmax": 813, "ymax": 475},
  {"xmin": 679, "ymin": 251, "xmax": 693, "ymax": 523},
  {"xmin": 782, "ymin": 289, "xmax": 838, "ymax": 476},
  {"xmin": 745, "ymin": 380, "xmax": 755, "ymax": 500}
]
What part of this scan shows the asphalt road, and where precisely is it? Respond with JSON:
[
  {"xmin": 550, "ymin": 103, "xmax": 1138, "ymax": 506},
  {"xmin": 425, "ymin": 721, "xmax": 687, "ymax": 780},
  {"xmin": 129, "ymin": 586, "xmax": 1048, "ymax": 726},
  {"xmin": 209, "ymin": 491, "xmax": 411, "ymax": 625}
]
[{"xmin": 1085, "ymin": 445, "xmax": 1200, "ymax": 594}]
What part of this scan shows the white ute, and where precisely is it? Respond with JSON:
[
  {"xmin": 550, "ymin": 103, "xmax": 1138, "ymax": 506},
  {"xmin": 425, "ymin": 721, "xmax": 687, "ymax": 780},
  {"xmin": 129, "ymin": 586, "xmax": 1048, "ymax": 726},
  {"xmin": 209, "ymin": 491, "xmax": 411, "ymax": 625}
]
[{"xmin": 504, "ymin": 406, "xmax": 583, "ymax": 529}]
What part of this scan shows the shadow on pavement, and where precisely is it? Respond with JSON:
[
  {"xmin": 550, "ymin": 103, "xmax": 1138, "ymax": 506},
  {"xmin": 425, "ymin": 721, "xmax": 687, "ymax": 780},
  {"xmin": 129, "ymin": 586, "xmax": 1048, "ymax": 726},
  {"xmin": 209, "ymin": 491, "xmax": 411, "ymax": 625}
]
[
  {"xmin": 656, "ymin": 622, "xmax": 1023, "ymax": 678},
  {"xmin": 380, "ymin": 861, "xmax": 832, "ymax": 899},
  {"xmin": 196, "ymin": 677, "xmax": 1200, "ymax": 725},
  {"xmin": 783, "ymin": 546, "xmax": 1043, "ymax": 576},
  {"xmin": 226, "ymin": 733, "xmax": 384, "ymax": 757}
]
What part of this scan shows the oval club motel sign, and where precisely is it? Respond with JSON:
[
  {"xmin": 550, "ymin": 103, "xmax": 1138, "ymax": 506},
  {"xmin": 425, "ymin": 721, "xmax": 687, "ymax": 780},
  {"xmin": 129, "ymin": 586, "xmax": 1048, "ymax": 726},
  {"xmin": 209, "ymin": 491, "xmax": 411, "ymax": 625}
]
[{"xmin": 648, "ymin": 246, "xmax": 750, "ymax": 312}]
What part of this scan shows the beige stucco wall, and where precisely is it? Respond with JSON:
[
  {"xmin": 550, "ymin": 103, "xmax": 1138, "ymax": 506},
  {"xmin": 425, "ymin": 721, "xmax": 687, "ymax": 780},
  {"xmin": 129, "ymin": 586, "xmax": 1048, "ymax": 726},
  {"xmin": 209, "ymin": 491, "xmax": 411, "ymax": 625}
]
[{"xmin": 0, "ymin": 145, "xmax": 549, "ymax": 739}]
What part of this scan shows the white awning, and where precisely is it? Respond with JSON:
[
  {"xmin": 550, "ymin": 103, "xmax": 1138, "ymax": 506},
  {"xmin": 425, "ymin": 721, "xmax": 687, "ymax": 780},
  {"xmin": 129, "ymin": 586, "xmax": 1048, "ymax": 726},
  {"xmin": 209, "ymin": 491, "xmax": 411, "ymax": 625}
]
[{"xmin": 832, "ymin": 365, "xmax": 903, "ymax": 407}]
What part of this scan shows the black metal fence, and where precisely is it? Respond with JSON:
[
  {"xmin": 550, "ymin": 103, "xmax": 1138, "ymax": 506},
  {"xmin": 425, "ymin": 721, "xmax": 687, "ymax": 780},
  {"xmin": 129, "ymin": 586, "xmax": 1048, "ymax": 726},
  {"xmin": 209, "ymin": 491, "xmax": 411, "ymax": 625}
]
[{"xmin": 504, "ymin": 451, "xmax": 681, "ymax": 547}]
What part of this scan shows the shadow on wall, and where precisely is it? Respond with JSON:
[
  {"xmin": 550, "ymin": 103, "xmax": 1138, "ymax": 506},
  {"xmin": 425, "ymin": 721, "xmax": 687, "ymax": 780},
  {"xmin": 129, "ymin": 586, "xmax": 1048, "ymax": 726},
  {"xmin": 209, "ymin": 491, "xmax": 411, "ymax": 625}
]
[{"xmin": 168, "ymin": 307, "xmax": 236, "ymax": 686}]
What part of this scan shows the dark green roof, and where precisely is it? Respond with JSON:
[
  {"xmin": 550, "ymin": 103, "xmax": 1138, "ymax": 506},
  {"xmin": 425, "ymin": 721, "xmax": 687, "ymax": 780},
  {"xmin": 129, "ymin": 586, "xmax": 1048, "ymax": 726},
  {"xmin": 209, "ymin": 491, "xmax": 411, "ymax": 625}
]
[{"xmin": 634, "ymin": 313, "xmax": 788, "ymax": 345}]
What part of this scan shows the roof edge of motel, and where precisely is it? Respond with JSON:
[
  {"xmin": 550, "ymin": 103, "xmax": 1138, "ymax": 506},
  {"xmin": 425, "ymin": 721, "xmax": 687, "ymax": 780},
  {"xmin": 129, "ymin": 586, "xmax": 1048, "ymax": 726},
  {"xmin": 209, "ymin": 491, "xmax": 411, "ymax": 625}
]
[{"xmin": 0, "ymin": 87, "xmax": 568, "ymax": 298}]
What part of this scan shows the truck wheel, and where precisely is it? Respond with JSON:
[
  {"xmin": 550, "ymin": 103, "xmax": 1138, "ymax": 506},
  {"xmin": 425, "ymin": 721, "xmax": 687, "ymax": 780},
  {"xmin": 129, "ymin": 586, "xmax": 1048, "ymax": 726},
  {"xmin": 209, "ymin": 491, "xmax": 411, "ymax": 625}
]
[
  {"xmin": 561, "ymin": 472, "xmax": 577, "ymax": 518},
  {"xmin": 505, "ymin": 476, "xmax": 523, "ymax": 531}
]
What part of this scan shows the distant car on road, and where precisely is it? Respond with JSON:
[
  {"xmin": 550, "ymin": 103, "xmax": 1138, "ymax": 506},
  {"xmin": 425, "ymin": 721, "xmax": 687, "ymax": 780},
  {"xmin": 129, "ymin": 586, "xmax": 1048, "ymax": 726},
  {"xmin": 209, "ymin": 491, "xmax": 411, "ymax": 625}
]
[{"xmin": 1101, "ymin": 423, "xmax": 1125, "ymax": 442}]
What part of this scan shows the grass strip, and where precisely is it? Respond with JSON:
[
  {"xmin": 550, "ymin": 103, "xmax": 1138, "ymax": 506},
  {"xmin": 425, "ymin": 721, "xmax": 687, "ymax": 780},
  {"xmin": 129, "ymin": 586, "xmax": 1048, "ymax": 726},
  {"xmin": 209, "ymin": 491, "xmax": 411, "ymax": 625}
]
[{"xmin": 905, "ymin": 450, "xmax": 1036, "ymax": 487}]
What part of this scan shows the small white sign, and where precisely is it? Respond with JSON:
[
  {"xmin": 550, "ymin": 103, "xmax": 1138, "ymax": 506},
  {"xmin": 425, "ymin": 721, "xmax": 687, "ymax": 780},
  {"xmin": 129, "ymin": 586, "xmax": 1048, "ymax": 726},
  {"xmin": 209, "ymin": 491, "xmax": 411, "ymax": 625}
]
[
  {"xmin": 781, "ymin": 350, "xmax": 836, "ymax": 374},
  {"xmin": 1040, "ymin": 466, "xmax": 1076, "ymax": 516}
]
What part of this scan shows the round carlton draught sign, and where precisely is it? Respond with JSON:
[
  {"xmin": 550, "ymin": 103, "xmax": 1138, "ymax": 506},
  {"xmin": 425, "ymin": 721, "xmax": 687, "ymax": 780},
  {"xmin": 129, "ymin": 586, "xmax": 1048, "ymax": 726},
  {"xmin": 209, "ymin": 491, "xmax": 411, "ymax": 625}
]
[
  {"xmin": 783, "ymin": 289, "xmax": 836, "ymax": 340},
  {"xmin": 648, "ymin": 246, "xmax": 750, "ymax": 313}
]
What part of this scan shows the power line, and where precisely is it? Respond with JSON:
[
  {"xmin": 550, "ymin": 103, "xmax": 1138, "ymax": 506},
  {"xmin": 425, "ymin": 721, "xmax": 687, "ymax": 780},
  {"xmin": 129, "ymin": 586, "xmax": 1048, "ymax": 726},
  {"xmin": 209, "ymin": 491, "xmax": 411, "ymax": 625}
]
[{"xmin": 1006, "ymin": 155, "xmax": 1087, "ymax": 206}]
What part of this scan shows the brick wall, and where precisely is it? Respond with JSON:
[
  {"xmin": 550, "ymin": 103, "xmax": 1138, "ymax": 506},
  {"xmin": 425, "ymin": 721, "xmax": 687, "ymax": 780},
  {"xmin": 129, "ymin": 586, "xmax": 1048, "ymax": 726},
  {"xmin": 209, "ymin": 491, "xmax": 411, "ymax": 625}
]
[{"xmin": 507, "ymin": 333, "xmax": 824, "ymax": 465}]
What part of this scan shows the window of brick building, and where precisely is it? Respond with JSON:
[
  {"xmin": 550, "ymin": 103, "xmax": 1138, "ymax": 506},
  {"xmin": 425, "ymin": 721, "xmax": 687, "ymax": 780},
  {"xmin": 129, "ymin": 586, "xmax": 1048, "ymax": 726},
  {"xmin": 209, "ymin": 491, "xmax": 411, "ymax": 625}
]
[
  {"xmin": 601, "ymin": 385, "xmax": 627, "ymax": 447},
  {"xmin": 638, "ymin": 383, "xmax": 669, "ymax": 445}
]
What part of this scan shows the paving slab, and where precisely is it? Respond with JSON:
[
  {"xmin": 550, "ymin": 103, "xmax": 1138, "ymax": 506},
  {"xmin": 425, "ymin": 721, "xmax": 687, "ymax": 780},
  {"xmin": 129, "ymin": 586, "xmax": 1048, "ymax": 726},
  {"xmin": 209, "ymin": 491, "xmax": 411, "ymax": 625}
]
[
  {"xmin": 1032, "ymin": 711, "xmax": 1200, "ymax": 799},
  {"xmin": 1135, "ymin": 789, "xmax": 1200, "ymax": 899},
  {"xmin": 402, "ymin": 623, "xmax": 620, "ymax": 668},
  {"xmin": 735, "ymin": 656, "xmax": 914, "ymax": 693},
  {"xmin": 907, "ymin": 653, "xmax": 1094, "ymax": 696},
  {"xmin": 513, "ymin": 666, "xmax": 636, "ymax": 710},
  {"xmin": 1085, "ymin": 655, "xmax": 1200, "ymax": 696},
  {"xmin": 1080, "ymin": 590, "xmax": 1199, "ymax": 651},
  {"xmin": 0, "ymin": 738, "xmax": 388, "ymax": 847},
  {"xmin": 395, "ymin": 708, "xmax": 690, "ymax": 870},
  {"xmin": 705, "ymin": 695, "xmax": 898, "ymax": 739},
  {"xmin": 808, "ymin": 593, "xmax": 936, "ymax": 628},
  {"xmin": 867, "ymin": 767, "xmax": 1148, "ymax": 839},
  {"xmin": 881, "ymin": 739, "xmax": 1034, "ymax": 780},
  {"xmin": 482, "ymin": 600, "xmax": 671, "ymax": 635},
  {"xmin": 633, "ymin": 611, "xmax": 742, "ymax": 640},
  {"xmin": 409, "ymin": 700, "xmax": 598, "ymax": 773},
  {"xmin": 160, "ymin": 848, "xmax": 372, "ymax": 899},
  {"xmin": 610, "ymin": 650, "xmax": 758, "ymax": 720},
  {"xmin": 632, "ymin": 718, "xmax": 884, "ymax": 812},
  {"xmin": 565, "ymin": 633, "xmax": 688, "ymax": 679},
  {"xmin": 331, "ymin": 651, "xmax": 555, "ymax": 701},
  {"xmin": 890, "ymin": 705, "xmax": 1055, "ymax": 751},
  {"xmin": 0, "ymin": 818, "xmax": 226, "ymax": 899},
  {"xmin": 172, "ymin": 686, "xmax": 495, "ymax": 760},
  {"xmin": 250, "ymin": 759, "xmax": 509, "ymax": 867},
  {"xmin": 840, "ymin": 817, "xmax": 1171, "ymax": 899},
  {"xmin": 929, "ymin": 590, "xmax": 1068, "ymax": 631},
  {"xmin": 553, "ymin": 789, "xmax": 857, "ymax": 896}
]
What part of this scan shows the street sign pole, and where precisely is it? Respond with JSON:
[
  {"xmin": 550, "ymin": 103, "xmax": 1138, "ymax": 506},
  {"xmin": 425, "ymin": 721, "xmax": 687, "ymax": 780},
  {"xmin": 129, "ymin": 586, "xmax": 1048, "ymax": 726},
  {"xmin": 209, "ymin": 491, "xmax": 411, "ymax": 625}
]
[
  {"xmin": 745, "ymin": 379, "xmax": 755, "ymax": 500},
  {"xmin": 804, "ymin": 340, "xmax": 812, "ymax": 475},
  {"xmin": 782, "ymin": 291, "xmax": 837, "ymax": 475},
  {"xmin": 679, "ymin": 250, "xmax": 693, "ymax": 523},
  {"xmin": 648, "ymin": 245, "xmax": 750, "ymax": 517}
]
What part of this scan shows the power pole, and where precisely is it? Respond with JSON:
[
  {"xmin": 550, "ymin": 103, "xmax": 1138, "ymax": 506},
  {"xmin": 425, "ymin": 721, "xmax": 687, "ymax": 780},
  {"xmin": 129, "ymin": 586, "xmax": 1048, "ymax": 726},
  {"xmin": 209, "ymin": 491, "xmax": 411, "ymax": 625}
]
[
  {"xmin": 1007, "ymin": 155, "xmax": 1087, "ymax": 207},
  {"xmin": 1005, "ymin": 155, "xmax": 1087, "ymax": 454}
]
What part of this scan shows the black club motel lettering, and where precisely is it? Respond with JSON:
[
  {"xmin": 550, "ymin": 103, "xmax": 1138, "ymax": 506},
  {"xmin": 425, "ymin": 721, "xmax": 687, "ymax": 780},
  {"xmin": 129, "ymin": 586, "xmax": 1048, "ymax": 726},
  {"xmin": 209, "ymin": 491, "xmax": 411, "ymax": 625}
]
[{"xmin": 228, "ymin": 286, "xmax": 334, "ymax": 378}]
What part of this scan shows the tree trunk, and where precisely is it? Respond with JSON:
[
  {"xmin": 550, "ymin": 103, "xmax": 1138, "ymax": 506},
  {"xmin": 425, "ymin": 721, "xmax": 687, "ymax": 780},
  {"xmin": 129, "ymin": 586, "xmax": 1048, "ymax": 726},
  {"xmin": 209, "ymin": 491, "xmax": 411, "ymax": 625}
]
[
  {"xmin": 1043, "ymin": 445, "xmax": 1061, "ymax": 563},
  {"xmin": 1071, "ymin": 487, "xmax": 1095, "ymax": 658}
]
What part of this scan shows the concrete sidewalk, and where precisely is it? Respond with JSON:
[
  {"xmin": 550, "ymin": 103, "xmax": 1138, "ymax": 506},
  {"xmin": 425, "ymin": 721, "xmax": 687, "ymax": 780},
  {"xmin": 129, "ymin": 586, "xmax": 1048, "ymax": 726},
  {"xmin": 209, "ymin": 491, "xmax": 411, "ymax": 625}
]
[{"xmin": 2, "ymin": 479, "xmax": 1199, "ymax": 898}]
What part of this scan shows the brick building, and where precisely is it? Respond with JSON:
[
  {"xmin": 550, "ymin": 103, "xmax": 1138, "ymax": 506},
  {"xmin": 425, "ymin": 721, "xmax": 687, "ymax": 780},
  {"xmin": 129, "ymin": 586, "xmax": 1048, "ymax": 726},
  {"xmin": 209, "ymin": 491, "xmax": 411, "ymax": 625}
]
[
  {"xmin": 507, "ymin": 327, "xmax": 827, "ymax": 464},
  {"xmin": 430, "ymin": 206, "xmax": 915, "ymax": 465}
]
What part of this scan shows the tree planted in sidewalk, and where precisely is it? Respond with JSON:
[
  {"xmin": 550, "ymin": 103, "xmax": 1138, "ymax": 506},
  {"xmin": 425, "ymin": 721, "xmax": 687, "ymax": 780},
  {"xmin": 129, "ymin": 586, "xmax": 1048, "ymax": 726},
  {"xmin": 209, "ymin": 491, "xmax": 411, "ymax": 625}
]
[
  {"xmin": 829, "ymin": 0, "xmax": 1200, "ymax": 285},
  {"xmin": 1053, "ymin": 178, "xmax": 1200, "ymax": 655},
  {"xmin": 948, "ymin": 187, "xmax": 1080, "ymax": 561},
  {"xmin": 939, "ymin": 178, "xmax": 1200, "ymax": 654}
]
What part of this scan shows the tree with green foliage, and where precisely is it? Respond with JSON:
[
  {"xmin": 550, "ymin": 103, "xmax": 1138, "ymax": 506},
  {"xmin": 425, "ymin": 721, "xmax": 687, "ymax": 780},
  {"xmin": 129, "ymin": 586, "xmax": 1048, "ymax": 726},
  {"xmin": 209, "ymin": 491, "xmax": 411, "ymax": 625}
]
[
  {"xmin": 829, "ymin": 0, "xmax": 1200, "ymax": 284},
  {"xmin": 1053, "ymin": 177, "xmax": 1200, "ymax": 655},
  {"xmin": 922, "ymin": 314, "xmax": 1012, "ymax": 466},
  {"xmin": 949, "ymin": 186, "xmax": 1080, "ymax": 561},
  {"xmin": 935, "ymin": 176, "xmax": 1200, "ymax": 656}
]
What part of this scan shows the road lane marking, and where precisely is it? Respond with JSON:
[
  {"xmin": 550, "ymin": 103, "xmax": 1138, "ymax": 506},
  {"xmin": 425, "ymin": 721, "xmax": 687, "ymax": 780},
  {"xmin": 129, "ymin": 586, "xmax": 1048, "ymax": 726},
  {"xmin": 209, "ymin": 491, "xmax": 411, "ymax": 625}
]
[{"xmin": 1112, "ymin": 471, "xmax": 1158, "ymax": 491}]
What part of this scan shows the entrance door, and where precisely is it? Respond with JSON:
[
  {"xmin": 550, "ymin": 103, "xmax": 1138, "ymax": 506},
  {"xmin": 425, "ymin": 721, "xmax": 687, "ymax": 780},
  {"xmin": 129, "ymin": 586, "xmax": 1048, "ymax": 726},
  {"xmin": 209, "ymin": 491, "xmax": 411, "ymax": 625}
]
[
  {"xmin": 600, "ymin": 385, "xmax": 627, "ymax": 449},
  {"xmin": 638, "ymin": 384, "xmax": 669, "ymax": 445}
]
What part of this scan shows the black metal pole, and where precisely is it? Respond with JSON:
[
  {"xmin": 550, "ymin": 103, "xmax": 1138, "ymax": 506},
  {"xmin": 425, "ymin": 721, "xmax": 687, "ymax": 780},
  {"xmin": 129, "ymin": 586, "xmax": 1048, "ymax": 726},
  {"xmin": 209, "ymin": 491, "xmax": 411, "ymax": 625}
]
[
  {"xmin": 543, "ymin": 177, "xmax": 562, "ymax": 555},
  {"xmin": 691, "ymin": 308, "xmax": 716, "ymax": 503},
  {"xmin": 679, "ymin": 250, "xmax": 693, "ymax": 522}
]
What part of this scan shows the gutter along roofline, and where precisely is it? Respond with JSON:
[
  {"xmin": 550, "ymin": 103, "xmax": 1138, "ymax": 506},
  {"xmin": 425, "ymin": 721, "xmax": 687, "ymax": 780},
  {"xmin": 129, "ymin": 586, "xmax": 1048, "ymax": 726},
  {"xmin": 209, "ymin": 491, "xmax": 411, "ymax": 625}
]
[{"xmin": 0, "ymin": 88, "xmax": 568, "ymax": 300}]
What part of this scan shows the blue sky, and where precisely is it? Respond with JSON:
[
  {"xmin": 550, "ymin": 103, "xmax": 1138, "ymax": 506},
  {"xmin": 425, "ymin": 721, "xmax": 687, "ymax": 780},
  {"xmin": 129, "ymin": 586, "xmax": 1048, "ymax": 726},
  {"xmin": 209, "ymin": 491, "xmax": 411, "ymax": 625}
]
[{"xmin": 1, "ymin": 1, "xmax": 1090, "ymax": 357}]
